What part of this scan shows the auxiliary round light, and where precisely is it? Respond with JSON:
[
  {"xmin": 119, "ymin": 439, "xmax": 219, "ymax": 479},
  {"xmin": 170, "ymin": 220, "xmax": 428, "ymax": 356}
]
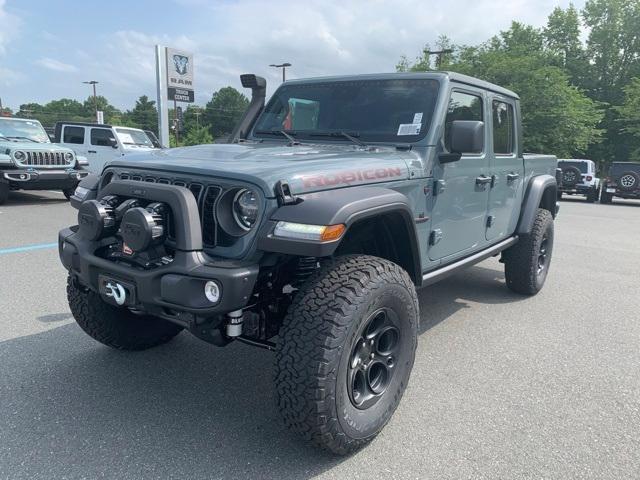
[{"xmin": 204, "ymin": 281, "xmax": 221, "ymax": 303}]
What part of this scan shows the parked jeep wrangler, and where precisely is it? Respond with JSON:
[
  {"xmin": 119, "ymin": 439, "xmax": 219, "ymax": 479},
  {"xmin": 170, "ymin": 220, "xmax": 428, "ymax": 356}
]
[
  {"xmin": 59, "ymin": 72, "xmax": 558, "ymax": 454},
  {"xmin": 557, "ymin": 159, "xmax": 600, "ymax": 202},
  {"xmin": 600, "ymin": 161, "xmax": 640, "ymax": 203},
  {"xmin": 0, "ymin": 117, "xmax": 89, "ymax": 204}
]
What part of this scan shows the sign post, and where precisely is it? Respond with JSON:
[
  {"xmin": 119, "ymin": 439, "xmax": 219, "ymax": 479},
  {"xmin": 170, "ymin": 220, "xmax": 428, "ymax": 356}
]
[
  {"xmin": 155, "ymin": 45, "xmax": 170, "ymax": 148},
  {"xmin": 156, "ymin": 46, "xmax": 194, "ymax": 147}
]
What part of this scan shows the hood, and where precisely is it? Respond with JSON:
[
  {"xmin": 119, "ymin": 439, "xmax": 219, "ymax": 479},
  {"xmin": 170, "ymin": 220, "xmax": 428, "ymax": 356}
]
[
  {"xmin": 108, "ymin": 143, "xmax": 418, "ymax": 197},
  {"xmin": 1, "ymin": 140, "xmax": 73, "ymax": 153}
]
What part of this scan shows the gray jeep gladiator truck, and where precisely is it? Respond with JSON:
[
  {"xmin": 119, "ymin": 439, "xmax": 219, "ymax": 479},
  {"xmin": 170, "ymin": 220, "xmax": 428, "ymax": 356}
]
[
  {"xmin": 58, "ymin": 72, "xmax": 559, "ymax": 454},
  {"xmin": 0, "ymin": 117, "xmax": 89, "ymax": 204}
]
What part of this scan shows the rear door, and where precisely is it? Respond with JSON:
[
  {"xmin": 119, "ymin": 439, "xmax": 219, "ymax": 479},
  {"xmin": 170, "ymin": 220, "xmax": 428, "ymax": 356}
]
[
  {"xmin": 486, "ymin": 96, "xmax": 524, "ymax": 241},
  {"xmin": 88, "ymin": 127, "xmax": 121, "ymax": 172},
  {"xmin": 428, "ymin": 88, "xmax": 491, "ymax": 261}
]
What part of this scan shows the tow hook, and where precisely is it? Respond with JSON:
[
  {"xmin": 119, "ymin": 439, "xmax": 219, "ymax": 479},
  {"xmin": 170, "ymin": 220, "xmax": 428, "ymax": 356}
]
[{"xmin": 226, "ymin": 309, "xmax": 244, "ymax": 337}]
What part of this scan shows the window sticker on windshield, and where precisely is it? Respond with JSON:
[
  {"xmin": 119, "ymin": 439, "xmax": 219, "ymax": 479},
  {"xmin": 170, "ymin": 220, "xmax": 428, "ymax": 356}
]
[
  {"xmin": 412, "ymin": 113, "xmax": 423, "ymax": 124},
  {"xmin": 118, "ymin": 133, "xmax": 134, "ymax": 144},
  {"xmin": 397, "ymin": 123, "xmax": 421, "ymax": 136}
]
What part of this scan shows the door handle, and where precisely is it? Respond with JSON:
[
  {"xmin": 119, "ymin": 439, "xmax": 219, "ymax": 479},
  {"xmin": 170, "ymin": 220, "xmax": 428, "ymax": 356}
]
[
  {"xmin": 475, "ymin": 175, "xmax": 492, "ymax": 186},
  {"xmin": 88, "ymin": 150, "xmax": 97, "ymax": 153},
  {"xmin": 507, "ymin": 173, "xmax": 520, "ymax": 182}
]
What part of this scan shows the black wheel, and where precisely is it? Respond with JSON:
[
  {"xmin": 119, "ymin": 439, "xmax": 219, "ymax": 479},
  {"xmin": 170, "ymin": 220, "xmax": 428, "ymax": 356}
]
[
  {"xmin": 618, "ymin": 171, "xmax": 640, "ymax": 192},
  {"xmin": 62, "ymin": 187, "xmax": 75, "ymax": 200},
  {"xmin": 0, "ymin": 182, "xmax": 8, "ymax": 205},
  {"xmin": 600, "ymin": 188, "xmax": 613, "ymax": 204},
  {"xmin": 275, "ymin": 255, "xmax": 418, "ymax": 455},
  {"xmin": 502, "ymin": 209, "xmax": 554, "ymax": 295},
  {"xmin": 67, "ymin": 275, "xmax": 183, "ymax": 350},
  {"xmin": 586, "ymin": 187, "xmax": 597, "ymax": 203}
]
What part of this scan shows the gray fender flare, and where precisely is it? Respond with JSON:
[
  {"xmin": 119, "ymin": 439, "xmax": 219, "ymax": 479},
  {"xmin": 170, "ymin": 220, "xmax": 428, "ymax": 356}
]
[
  {"xmin": 257, "ymin": 186, "xmax": 422, "ymax": 282},
  {"xmin": 516, "ymin": 174, "xmax": 558, "ymax": 235}
]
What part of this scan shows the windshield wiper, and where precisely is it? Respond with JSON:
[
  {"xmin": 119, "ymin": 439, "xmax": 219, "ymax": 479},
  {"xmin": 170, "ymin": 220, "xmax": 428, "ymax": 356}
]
[
  {"xmin": 6, "ymin": 136, "xmax": 39, "ymax": 143},
  {"xmin": 254, "ymin": 129, "xmax": 301, "ymax": 146},
  {"xmin": 309, "ymin": 131, "xmax": 367, "ymax": 147}
]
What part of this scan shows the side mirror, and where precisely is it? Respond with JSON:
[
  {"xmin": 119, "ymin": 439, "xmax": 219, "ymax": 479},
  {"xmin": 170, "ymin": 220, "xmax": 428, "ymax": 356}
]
[
  {"xmin": 109, "ymin": 137, "xmax": 118, "ymax": 148},
  {"xmin": 440, "ymin": 120, "xmax": 485, "ymax": 164}
]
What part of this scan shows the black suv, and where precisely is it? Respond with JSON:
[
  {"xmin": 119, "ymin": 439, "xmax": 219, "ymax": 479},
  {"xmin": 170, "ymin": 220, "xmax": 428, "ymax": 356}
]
[{"xmin": 600, "ymin": 162, "xmax": 640, "ymax": 203}]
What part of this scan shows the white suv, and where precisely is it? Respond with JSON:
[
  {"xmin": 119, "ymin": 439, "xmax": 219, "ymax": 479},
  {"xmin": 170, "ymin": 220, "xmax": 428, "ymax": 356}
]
[
  {"xmin": 53, "ymin": 122, "xmax": 160, "ymax": 173},
  {"xmin": 557, "ymin": 159, "xmax": 600, "ymax": 203}
]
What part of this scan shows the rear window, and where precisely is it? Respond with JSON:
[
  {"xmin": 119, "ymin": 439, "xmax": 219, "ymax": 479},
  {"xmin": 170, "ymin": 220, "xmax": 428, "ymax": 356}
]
[
  {"xmin": 558, "ymin": 160, "xmax": 588, "ymax": 173},
  {"xmin": 610, "ymin": 163, "xmax": 640, "ymax": 176}
]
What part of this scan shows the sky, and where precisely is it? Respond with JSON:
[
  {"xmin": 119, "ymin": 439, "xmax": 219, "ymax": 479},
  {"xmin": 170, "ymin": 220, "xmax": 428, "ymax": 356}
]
[{"xmin": 0, "ymin": 0, "xmax": 586, "ymax": 111}]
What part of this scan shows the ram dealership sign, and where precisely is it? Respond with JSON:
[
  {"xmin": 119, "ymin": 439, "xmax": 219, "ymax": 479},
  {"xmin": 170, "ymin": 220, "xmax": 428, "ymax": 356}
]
[{"xmin": 166, "ymin": 48, "xmax": 194, "ymax": 103}]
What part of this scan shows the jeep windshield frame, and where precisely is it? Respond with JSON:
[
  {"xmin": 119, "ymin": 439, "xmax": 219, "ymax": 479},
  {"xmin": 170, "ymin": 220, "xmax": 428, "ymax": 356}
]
[
  {"xmin": 0, "ymin": 118, "xmax": 50, "ymax": 143},
  {"xmin": 250, "ymin": 78, "xmax": 440, "ymax": 145}
]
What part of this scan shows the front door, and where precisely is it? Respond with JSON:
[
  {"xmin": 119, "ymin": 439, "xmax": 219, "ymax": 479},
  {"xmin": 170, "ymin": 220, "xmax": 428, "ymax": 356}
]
[
  {"xmin": 88, "ymin": 127, "xmax": 121, "ymax": 172},
  {"xmin": 486, "ymin": 97, "xmax": 524, "ymax": 241},
  {"xmin": 429, "ymin": 88, "xmax": 491, "ymax": 261}
]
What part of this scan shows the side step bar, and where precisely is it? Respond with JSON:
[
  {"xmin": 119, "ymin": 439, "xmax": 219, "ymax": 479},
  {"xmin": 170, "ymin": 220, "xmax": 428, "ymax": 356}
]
[{"xmin": 421, "ymin": 236, "xmax": 518, "ymax": 287}]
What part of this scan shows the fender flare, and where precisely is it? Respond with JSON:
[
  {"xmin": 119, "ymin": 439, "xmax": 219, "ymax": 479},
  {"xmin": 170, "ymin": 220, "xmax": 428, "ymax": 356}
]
[
  {"xmin": 257, "ymin": 186, "xmax": 422, "ymax": 283},
  {"xmin": 516, "ymin": 174, "xmax": 558, "ymax": 235}
]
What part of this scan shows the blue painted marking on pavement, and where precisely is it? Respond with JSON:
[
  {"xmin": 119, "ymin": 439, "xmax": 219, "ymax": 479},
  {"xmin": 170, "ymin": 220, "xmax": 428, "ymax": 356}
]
[{"xmin": 0, "ymin": 242, "xmax": 58, "ymax": 255}]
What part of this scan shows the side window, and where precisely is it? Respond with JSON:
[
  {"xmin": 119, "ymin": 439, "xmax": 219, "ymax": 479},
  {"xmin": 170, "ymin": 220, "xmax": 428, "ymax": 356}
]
[
  {"xmin": 492, "ymin": 100, "xmax": 515, "ymax": 154},
  {"xmin": 444, "ymin": 91, "xmax": 483, "ymax": 152},
  {"xmin": 63, "ymin": 126, "xmax": 84, "ymax": 144},
  {"xmin": 91, "ymin": 128, "xmax": 113, "ymax": 147}
]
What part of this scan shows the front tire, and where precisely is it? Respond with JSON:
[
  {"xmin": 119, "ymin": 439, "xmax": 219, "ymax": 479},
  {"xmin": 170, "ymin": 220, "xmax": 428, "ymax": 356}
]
[
  {"xmin": 67, "ymin": 275, "xmax": 183, "ymax": 350},
  {"xmin": 275, "ymin": 255, "xmax": 419, "ymax": 455},
  {"xmin": 62, "ymin": 187, "xmax": 75, "ymax": 200},
  {"xmin": 502, "ymin": 209, "xmax": 554, "ymax": 295},
  {"xmin": 0, "ymin": 182, "xmax": 8, "ymax": 205}
]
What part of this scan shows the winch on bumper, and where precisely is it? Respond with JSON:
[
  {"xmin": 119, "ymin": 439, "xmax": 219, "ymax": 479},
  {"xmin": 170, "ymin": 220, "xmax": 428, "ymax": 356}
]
[{"xmin": 58, "ymin": 180, "xmax": 259, "ymax": 327}]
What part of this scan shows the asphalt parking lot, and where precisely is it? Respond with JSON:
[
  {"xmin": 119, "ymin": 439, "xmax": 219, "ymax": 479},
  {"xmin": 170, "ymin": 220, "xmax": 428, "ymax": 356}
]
[{"xmin": 0, "ymin": 191, "xmax": 639, "ymax": 480}]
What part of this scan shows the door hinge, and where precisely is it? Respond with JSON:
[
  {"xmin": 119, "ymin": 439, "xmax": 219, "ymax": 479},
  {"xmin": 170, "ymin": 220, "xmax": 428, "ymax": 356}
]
[{"xmin": 429, "ymin": 229, "xmax": 443, "ymax": 245}]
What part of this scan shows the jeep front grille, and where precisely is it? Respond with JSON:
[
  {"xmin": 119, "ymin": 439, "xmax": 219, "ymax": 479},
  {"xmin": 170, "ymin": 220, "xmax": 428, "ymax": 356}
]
[
  {"xmin": 16, "ymin": 151, "xmax": 72, "ymax": 168},
  {"xmin": 119, "ymin": 172, "xmax": 220, "ymax": 248}
]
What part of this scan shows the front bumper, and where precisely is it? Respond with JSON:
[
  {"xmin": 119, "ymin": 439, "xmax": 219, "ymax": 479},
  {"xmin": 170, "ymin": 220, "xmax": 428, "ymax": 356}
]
[
  {"xmin": 2, "ymin": 169, "xmax": 88, "ymax": 190},
  {"xmin": 59, "ymin": 226, "xmax": 259, "ymax": 327}
]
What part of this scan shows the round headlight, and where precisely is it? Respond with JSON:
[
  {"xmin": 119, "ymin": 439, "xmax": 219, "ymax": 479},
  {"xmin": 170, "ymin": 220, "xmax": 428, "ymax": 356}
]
[
  {"xmin": 64, "ymin": 152, "xmax": 74, "ymax": 162},
  {"xmin": 13, "ymin": 151, "xmax": 26, "ymax": 161},
  {"xmin": 232, "ymin": 189, "xmax": 259, "ymax": 230}
]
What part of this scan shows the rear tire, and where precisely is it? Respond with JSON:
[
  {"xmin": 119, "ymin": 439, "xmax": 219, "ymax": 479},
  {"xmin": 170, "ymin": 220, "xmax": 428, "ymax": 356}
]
[
  {"xmin": 502, "ymin": 209, "xmax": 554, "ymax": 295},
  {"xmin": 67, "ymin": 275, "xmax": 183, "ymax": 350},
  {"xmin": 275, "ymin": 255, "xmax": 418, "ymax": 455},
  {"xmin": 586, "ymin": 187, "xmax": 597, "ymax": 203},
  {"xmin": 600, "ymin": 189, "xmax": 613, "ymax": 204}
]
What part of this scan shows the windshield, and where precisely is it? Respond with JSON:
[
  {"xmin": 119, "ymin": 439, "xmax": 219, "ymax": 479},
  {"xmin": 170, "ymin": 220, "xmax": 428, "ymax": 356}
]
[
  {"xmin": 252, "ymin": 78, "xmax": 440, "ymax": 144},
  {"xmin": 0, "ymin": 118, "xmax": 50, "ymax": 143},
  {"xmin": 115, "ymin": 128, "xmax": 154, "ymax": 147},
  {"xmin": 558, "ymin": 160, "xmax": 588, "ymax": 173}
]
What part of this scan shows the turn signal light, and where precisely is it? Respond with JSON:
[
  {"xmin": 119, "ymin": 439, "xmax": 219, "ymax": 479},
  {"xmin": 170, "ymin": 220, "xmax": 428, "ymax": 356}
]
[{"xmin": 320, "ymin": 224, "xmax": 346, "ymax": 242}]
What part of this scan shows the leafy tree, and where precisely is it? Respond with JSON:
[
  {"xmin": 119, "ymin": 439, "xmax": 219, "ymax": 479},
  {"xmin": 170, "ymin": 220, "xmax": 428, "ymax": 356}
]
[
  {"xmin": 82, "ymin": 95, "xmax": 121, "ymax": 123},
  {"xmin": 183, "ymin": 125, "xmax": 214, "ymax": 146},
  {"xmin": 614, "ymin": 77, "xmax": 640, "ymax": 159},
  {"xmin": 125, "ymin": 95, "xmax": 158, "ymax": 133},
  {"xmin": 203, "ymin": 87, "xmax": 249, "ymax": 139}
]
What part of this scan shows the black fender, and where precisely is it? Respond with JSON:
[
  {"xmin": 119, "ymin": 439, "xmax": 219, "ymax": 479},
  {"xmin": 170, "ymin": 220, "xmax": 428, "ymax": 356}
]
[
  {"xmin": 516, "ymin": 174, "xmax": 558, "ymax": 235},
  {"xmin": 257, "ymin": 186, "xmax": 422, "ymax": 283}
]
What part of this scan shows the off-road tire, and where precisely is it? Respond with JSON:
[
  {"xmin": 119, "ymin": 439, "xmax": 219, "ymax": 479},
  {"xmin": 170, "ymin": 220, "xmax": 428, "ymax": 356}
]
[
  {"xmin": 618, "ymin": 171, "xmax": 640, "ymax": 192},
  {"xmin": 67, "ymin": 275, "xmax": 183, "ymax": 350},
  {"xmin": 502, "ymin": 208, "xmax": 554, "ymax": 295},
  {"xmin": 0, "ymin": 182, "xmax": 9, "ymax": 205},
  {"xmin": 275, "ymin": 255, "xmax": 419, "ymax": 455},
  {"xmin": 586, "ymin": 187, "xmax": 597, "ymax": 203},
  {"xmin": 600, "ymin": 188, "xmax": 613, "ymax": 204},
  {"xmin": 561, "ymin": 166, "xmax": 581, "ymax": 187},
  {"xmin": 62, "ymin": 187, "xmax": 75, "ymax": 200}
]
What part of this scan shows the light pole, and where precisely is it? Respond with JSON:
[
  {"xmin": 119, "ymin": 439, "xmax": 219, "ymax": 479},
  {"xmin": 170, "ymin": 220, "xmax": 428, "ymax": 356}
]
[
  {"xmin": 83, "ymin": 80, "xmax": 99, "ymax": 122},
  {"xmin": 269, "ymin": 63, "xmax": 292, "ymax": 82},
  {"xmin": 426, "ymin": 49, "xmax": 453, "ymax": 69}
]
